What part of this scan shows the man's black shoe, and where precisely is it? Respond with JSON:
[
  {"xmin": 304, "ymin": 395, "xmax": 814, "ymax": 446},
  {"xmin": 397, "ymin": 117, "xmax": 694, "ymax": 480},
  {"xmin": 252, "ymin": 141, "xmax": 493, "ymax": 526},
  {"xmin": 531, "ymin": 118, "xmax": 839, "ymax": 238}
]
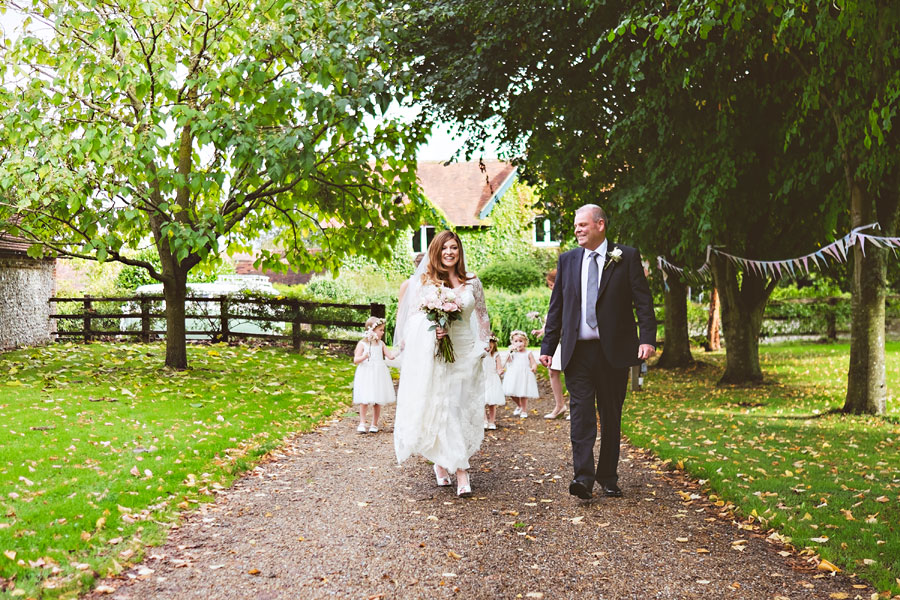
[
  {"xmin": 569, "ymin": 479, "xmax": 593, "ymax": 500},
  {"xmin": 601, "ymin": 483, "xmax": 623, "ymax": 497}
]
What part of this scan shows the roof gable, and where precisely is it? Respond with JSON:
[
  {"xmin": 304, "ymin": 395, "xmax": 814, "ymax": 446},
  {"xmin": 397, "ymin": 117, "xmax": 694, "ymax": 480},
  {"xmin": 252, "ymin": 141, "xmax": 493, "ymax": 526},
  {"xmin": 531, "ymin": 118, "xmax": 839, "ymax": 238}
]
[{"xmin": 416, "ymin": 161, "xmax": 517, "ymax": 226}]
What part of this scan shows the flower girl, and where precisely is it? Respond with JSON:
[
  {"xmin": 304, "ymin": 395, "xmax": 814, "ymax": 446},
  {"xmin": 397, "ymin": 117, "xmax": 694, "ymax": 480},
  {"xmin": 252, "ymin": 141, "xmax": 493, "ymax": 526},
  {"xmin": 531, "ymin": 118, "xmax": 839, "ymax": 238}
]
[
  {"xmin": 352, "ymin": 316, "xmax": 398, "ymax": 433},
  {"xmin": 502, "ymin": 330, "xmax": 539, "ymax": 418},
  {"xmin": 483, "ymin": 335, "xmax": 506, "ymax": 430}
]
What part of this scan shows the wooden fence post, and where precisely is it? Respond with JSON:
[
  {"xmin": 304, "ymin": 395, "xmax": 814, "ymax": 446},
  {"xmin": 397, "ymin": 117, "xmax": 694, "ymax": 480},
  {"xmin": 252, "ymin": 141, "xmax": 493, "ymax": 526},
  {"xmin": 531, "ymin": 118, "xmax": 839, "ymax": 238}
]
[
  {"xmin": 140, "ymin": 298, "xmax": 150, "ymax": 343},
  {"xmin": 370, "ymin": 302, "xmax": 386, "ymax": 319},
  {"xmin": 291, "ymin": 299, "xmax": 302, "ymax": 351},
  {"xmin": 83, "ymin": 295, "xmax": 93, "ymax": 343},
  {"xmin": 220, "ymin": 297, "xmax": 230, "ymax": 343},
  {"xmin": 631, "ymin": 364, "xmax": 641, "ymax": 392},
  {"xmin": 826, "ymin": 297, "xmax": 838, "ymax": 341}
]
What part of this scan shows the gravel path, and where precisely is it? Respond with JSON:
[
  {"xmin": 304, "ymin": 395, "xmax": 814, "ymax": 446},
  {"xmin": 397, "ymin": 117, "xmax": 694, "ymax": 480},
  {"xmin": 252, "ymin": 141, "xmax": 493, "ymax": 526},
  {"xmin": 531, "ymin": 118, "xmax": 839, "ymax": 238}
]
[{"xmin": 86, "ymin": 382, "xmax": 875, "ymax": 600}]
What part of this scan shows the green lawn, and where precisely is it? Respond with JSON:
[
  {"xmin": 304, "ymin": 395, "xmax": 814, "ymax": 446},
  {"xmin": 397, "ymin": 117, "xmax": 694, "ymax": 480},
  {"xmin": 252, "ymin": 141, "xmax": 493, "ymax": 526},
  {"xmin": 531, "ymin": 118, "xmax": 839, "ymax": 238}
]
[
  {"xmin": 0, "ymin": 342, "xmax": 355, "ymax": 599},
  {"xmin": 625, "ymin": 341, "xmax": 900, "ymax": 594}
]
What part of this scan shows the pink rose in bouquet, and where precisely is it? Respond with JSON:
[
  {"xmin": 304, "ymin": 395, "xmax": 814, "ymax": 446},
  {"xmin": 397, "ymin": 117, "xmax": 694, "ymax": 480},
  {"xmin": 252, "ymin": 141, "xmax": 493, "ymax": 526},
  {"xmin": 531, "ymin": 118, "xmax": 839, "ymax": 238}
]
[{"xmin": 420, "ymin": 284, "xmax": 463, "ymax": 362}]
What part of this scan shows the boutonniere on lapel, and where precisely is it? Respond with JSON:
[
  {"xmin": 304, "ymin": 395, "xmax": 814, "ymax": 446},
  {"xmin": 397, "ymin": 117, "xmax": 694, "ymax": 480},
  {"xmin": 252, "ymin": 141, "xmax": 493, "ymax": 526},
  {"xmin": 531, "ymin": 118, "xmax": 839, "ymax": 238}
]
[{"xmin": 605, "ymin": 247, "xmax": 623, "ymax": 271}]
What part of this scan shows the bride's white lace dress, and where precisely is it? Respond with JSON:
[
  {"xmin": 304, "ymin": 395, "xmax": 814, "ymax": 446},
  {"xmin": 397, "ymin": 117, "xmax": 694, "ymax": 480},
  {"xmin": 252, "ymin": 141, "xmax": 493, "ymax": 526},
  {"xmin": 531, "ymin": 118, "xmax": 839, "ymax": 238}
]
[{"xmin": 393, "ymin": 276, "xmax": 492, "ymax": 473}]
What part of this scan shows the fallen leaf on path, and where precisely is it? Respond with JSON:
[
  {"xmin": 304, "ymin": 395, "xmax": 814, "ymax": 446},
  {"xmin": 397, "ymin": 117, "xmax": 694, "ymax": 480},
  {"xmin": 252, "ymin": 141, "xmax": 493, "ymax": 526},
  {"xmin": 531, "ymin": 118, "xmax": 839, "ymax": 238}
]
[
  {"xmin": 676, "ymin": 537, "xmax": 689, "ymax": 543},
  {"xmin": 248, "ymin": 568, "xmax": 260, "ymax": 575},
  {"xmin": 95, "ymin": 585, "xmax": 116, "ymax": 594},
  {"xmin": 447, "ymin": 551, "xmax": 461, "ymax": 560},
  {"xmin": 570, "ymin": 516, "xmax": 584, "ymax": 524}
]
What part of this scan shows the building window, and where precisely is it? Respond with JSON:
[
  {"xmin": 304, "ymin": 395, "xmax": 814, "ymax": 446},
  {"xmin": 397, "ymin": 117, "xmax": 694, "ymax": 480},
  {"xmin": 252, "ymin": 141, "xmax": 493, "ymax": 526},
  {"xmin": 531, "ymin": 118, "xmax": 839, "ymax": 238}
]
[
  {"xmin": 411, "ymin": 226, "xmax": 436, "ymax": 253},
  {"xmin": 533, "ymin": 217, "xmax": 560, "ymax": 247}
]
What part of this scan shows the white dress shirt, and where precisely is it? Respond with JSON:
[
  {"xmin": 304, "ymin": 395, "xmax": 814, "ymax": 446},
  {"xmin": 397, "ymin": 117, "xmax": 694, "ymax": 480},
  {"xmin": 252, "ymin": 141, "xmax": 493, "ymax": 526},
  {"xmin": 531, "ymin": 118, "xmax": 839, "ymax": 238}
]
[{"xmin": 579, "ymin": 240, "xmax": 607, "ymax": 340}]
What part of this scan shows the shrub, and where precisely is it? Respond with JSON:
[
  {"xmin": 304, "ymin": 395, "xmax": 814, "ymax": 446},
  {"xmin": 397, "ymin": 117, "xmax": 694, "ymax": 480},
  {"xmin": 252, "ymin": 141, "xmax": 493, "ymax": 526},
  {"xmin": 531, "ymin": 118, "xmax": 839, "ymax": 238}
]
[
  {"xmin": 479, "ymin": 260, "xmax": 544, "ymax": 293},
  {"xmin": 483, "ymin": 286, "xmax": 552, "ymax": 347},
  {"xmin": 115, "ymin": 248, "xmax": 234, "ymax": 292}
]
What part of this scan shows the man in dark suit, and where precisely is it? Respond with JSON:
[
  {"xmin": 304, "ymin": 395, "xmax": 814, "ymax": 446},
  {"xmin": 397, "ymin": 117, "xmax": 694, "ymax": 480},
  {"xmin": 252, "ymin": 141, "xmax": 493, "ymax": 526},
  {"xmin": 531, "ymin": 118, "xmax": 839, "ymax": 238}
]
[{"xmin": 540, "ymin": 204, "xmax": 656, "ymax": 500}]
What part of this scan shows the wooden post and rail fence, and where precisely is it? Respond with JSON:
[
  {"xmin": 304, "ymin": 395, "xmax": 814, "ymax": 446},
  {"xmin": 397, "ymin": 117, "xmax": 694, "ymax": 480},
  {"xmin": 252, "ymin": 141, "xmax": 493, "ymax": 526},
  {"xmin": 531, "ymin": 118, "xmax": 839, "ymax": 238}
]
[{"xmin": 49, "ymin": 295, "xmax": 386, "ymax": 350}]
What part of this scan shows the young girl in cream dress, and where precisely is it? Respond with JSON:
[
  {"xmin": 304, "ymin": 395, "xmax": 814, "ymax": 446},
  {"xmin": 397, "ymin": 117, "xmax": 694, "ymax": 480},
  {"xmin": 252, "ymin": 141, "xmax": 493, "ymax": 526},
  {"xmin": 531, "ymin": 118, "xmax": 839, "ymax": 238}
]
[
  {"xmin": 502, "ymin": 330, "xmax": 539, "ymax": 418},
  {"xmin": 352, "ymin": 316, "xmax": 397, "ymax": 433}
]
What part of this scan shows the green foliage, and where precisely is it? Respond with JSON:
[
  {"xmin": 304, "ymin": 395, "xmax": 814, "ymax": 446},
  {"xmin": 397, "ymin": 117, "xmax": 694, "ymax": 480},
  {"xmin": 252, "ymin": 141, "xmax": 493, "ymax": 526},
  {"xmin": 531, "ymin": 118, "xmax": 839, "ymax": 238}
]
[
  {"xmin": 0, "ymin": 0, "xmax": 431, "ymax": 367},
  {"xmin": 625, "ymin": 342, "xmax": 900, "ymax": 593},
  {"xmin": 115, "ymin": 248, "xmax": 235, "ymax": 292},
  {"xmin": 479, "ymin": 260, "xmax": 543, "ymax": 293},
  {"xmin": 770, "ymin": 277, "xmax": 849, "ymax": 301},
  {"xmin": 0, "ymin": 343, "xmax": 355, "ymax": 598},
  {"xmin": 483, "ymin": 286, "xmax": 552, "ymax": 347},
  {"xmin": 276, "ymin": 275, "xmax": 399, "ymax": 344},
  {"xmin": 338, "ymin": 182, "xmax": 559, "ymax": 279},
  {"xmin": 455, "ymin": 184, "xmax": 560, "ymax": 273}
]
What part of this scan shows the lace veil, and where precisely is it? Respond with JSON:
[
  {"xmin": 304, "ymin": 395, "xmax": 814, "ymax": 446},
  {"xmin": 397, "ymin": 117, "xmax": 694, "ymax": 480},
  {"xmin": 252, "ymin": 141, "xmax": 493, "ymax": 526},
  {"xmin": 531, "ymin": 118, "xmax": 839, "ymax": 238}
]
[{"xmin": 393, "ymin": 256, "xmax": 429, "ymax": 351}]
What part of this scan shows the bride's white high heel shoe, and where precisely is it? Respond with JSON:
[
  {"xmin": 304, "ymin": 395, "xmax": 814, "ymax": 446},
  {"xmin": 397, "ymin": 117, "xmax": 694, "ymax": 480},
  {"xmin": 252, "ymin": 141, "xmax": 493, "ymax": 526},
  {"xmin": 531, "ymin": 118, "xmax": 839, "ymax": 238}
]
[
  {"xmin": 456, "ymin": 470, "xmax": 472, "ymax": 497},
  {"xmin": 433, "ymin": 464, "xmax": 452, "ymax": 487}
]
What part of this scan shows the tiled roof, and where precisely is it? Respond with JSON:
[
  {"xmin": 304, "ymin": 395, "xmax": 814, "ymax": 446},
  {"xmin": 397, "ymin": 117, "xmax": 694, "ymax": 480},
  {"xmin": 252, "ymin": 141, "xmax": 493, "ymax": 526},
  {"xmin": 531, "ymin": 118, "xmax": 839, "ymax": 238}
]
[
  {"xmin": 416, "ymin": 161, "xmax": 517, "ymax": 227},
  {"xmin": 231, "ymin": 253, "xmax": 322, "ymax": 286},
  {"xmin": 0, "ymin": 217, "xmax": 32, "ymax": 254}
]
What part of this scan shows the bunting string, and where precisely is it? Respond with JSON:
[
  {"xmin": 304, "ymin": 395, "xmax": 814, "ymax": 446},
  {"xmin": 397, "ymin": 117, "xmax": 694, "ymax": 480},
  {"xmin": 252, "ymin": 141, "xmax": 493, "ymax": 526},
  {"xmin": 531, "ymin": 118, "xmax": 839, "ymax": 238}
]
[{"xmin": 657, "ymin": 223, "xmax": 900, "ymax": 285}]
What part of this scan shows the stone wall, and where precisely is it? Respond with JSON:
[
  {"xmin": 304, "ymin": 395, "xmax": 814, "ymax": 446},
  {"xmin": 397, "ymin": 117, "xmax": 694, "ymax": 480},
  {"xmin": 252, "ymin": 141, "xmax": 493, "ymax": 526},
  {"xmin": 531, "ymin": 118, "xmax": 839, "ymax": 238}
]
[{"xmin": 0, "ymin": 255, "xmax": 55, "ymax": 350}]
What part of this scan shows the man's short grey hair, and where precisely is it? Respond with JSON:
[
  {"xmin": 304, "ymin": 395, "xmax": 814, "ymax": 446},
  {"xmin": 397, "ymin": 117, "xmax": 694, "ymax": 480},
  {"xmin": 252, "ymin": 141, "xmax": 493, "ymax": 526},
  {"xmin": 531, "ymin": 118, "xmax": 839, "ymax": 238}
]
[{"xmin": 575, "ymin": 204, "xmax": 608, "ymax": 228}]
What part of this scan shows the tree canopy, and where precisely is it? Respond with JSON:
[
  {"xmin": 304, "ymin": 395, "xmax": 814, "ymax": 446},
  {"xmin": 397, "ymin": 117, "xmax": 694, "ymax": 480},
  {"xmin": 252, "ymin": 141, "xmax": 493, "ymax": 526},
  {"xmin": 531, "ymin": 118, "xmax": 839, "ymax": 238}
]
[{"xmin": 0, "ymin": 0, "xmax": 430, "ymax": 368}]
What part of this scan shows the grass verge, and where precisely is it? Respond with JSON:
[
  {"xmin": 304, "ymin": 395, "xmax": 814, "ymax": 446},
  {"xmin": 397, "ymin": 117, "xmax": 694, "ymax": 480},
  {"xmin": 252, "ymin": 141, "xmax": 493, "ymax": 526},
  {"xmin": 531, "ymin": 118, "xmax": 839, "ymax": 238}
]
[
  {"xmin": 625, "ymin": 341, "xmax": 900, "ymax": 594},
  {"xmin": 0, "ymin": 342, "xmax": 354, "ymax": 599}
]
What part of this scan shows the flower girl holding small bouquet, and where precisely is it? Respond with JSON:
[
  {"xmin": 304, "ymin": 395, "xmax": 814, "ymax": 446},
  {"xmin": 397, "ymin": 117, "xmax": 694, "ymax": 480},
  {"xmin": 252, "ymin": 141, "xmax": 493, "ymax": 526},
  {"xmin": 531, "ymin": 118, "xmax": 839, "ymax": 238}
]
[
  {"xmin": 352, "ymin": 316, "xmax": 398, "ymax": 433},
  {"xmin": 502, "ymin": 330, "xmax": 540, "ymax": 418},
  {"xmin": 483, "ymin": 335, "xmax": 506, "ymax": 429}
]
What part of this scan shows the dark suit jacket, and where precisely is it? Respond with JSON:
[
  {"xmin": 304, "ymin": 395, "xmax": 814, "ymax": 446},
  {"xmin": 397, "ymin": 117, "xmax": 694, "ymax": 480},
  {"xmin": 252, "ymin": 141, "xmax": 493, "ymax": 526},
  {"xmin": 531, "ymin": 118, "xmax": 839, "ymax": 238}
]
[{"xmin": 540, "ymin": 242, "xmax": 656, "ymax": 370}]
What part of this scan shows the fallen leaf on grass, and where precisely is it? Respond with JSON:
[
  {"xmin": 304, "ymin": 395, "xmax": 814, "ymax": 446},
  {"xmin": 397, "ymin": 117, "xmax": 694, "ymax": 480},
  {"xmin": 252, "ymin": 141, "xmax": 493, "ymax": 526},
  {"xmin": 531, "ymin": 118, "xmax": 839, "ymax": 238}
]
[
  {"xmin": 810, "ymin": 536, "xmax": 829, "ymax": 544},
  {"xmin": 3, "ymin": 550, "xmax": 16, "ymax": 560},
  {"xmin": 817, "ymin": 559, "xmax": 840, "ymax": 572}
]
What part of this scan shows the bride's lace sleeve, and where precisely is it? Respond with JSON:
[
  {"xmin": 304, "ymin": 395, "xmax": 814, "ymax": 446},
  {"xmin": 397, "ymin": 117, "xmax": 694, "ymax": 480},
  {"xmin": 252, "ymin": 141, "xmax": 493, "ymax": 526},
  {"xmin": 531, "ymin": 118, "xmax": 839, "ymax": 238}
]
[{"xmin": 469, "ymin": 276, "xmax": 492, "ymax": 346}]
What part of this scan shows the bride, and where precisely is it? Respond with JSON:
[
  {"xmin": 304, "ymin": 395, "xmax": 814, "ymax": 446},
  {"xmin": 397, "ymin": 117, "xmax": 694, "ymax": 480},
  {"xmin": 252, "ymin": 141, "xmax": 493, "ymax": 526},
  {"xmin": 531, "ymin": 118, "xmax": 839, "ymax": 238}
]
[{"xmin": 393, "ymin": 230, "xmax": 492, "ymax": 497}]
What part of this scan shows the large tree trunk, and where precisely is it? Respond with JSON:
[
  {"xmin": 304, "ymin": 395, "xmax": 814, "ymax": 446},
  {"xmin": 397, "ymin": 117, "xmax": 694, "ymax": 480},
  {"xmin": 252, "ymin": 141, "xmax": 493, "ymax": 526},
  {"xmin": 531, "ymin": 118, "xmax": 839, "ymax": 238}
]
[
  {"xmin": 843, "ymin": 182, "xmax": 887, "ymax": 415},
  {"xmin": 657, "ymin": 276, "xmax": 694, "ymax": 368},
  {"xmin": 163, "ymin": 269, "xmax": 189, "ymax": 370},
  {"xmin": 706, "ymin": 287, "xmax": 721, "ymax": 351},
  {"xmin": 711, "ymin": 254, "xmax": 773, "ymax": 385}
]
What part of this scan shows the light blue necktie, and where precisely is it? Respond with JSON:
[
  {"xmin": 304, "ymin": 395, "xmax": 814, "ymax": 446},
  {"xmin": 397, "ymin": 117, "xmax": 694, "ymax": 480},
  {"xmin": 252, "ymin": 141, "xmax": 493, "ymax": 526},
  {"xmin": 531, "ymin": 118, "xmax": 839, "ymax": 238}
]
[{"xmin": 586, "ymin": 251, "xmax": 599, "ymax": 329}]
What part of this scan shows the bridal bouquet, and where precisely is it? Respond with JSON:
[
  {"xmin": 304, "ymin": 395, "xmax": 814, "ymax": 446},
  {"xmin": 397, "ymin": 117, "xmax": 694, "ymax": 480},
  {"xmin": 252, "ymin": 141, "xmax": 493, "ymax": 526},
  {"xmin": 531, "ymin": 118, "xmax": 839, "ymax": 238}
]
[{"xmin": 420, "ymin": 285, "xmax": 463, "ymax": 362}]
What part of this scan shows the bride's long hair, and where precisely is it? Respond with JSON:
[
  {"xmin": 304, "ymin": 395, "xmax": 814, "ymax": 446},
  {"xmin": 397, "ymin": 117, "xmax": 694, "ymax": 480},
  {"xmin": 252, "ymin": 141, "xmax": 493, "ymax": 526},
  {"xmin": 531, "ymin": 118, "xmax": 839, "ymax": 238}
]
[{"xmin": 424, "ymin": 230, "xmax": 471, "ymax": 287}]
